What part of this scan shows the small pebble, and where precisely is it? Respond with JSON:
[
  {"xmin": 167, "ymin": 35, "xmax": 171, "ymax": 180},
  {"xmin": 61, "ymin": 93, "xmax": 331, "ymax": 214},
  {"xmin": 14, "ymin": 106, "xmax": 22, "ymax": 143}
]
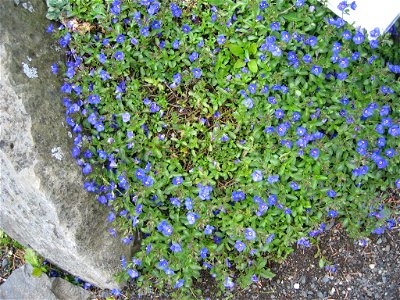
[
  {"xmin": 330, "ymin": 287, "xmax": 336, "ymax": 295},
  {"xmin": 294, "ymin": 283, "xmax": 300, "ymax": 289},
  {"xmin": 2, "ymin": 258, "xmax": 9, "ymax": 269},
  {"xmin": 369, "ymin": 264, "xmax": 376, "ymax": 270}
]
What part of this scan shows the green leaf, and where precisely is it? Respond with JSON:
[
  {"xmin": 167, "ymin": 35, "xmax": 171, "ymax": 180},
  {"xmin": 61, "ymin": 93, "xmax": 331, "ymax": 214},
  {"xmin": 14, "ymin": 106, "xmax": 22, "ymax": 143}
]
[
  {"xmin": 319, "ymin": 258, "xmax": 325, "ymax": 268},
  {"xmin": 248, "ymin": 43, "xmax": 258, "ymax": 56},
  {"xmin": 248, "ymin": 60, "xmax": 258, "ymax": 73},
  {"xmin": 228, "ymin": 44, "xmax": 244, "ymax": 57},
  {"xmin": 24, "ymin": 249, "xmax": 39, "ymax": 267},
  {"xmin": 233, "ymin": 60, "xmax": 246, "ymax": 69},
  {"xmin": 260, "ymin": 269, "xmax": 275, "ymax": 279},
  {"xmin": 283, "ymin": 13, "xmax": 301, "ymax": 22},
  {"xmin": 32, "ymin": 267, "xmax": 43, "ymax": 277}
]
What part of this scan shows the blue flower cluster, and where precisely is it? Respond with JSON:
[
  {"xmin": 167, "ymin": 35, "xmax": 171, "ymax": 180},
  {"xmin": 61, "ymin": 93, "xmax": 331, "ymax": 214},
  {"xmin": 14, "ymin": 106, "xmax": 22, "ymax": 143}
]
[{"xmin": 51, "ymin": 0, "xmax": 400, "ymax": 293}]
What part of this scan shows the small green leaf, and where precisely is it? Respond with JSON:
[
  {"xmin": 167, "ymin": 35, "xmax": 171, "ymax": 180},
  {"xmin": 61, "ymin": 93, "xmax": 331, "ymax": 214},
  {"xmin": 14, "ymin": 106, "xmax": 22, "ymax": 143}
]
[
  {"xmin": 319, "ymin": 258, "xmax": 325, "ymax": 268},
  {"xmin": 234, "ymin": 60, "xmax": 246, "ymax": 69},
  {"xmin": 24, "ymin": 249, "xmax": 39, "ymax": 267},
  {"xmin": 283, "ymin": 13, "xmax": 300, "ymax": 22},
  {"xmin": 249, "ymin": 43, "xmax": 258, "ymax": 56},
  {"xmin": 248, "ymin": 60, "xmax": 258, "ymax": 73},
  {"xmin": 228, "ymin": 44, "xmax": 244, "ymax": 57},
  {"xmin": 32, "ymin": 267, "xmax": 43, "ymax": 277}
]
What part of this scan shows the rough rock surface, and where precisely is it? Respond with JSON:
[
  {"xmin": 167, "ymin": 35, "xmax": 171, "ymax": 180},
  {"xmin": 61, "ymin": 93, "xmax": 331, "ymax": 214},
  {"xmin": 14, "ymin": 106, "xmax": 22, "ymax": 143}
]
[
  {"xmin": 0, "ymin": 264, "xmax": 93, "ymax": 300},
  {"xmin": 0, "ymin": 0, "xmax": 132, "ymax": 289}
]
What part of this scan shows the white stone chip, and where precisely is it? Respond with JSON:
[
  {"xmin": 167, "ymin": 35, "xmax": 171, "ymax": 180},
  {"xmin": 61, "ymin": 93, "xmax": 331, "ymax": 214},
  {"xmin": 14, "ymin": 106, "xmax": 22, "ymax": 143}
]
[
  {"xmin": 51, "ymin": 147, "xmax": 64, "ymax": 161},
  {"xmin": 22, "ymin": 62, "xmax": 38, "ymax": 79},
  {"xmin": 294, "ymin": 283, "xmax": 300, "ymax": 289}
]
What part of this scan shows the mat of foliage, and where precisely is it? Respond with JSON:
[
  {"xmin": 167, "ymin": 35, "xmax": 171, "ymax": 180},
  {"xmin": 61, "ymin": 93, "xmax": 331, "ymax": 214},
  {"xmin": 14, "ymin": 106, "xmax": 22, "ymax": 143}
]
[{"xmin": 51, "ymin": 0, "xmax": 400, "ymax": 296}]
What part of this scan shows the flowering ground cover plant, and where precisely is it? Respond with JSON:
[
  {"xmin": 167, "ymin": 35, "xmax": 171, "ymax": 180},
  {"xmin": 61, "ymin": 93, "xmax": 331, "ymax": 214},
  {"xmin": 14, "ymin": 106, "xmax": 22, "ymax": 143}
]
[{"xmin": 51, "ymin": 0, "xmax": 399, "ymax": 296}]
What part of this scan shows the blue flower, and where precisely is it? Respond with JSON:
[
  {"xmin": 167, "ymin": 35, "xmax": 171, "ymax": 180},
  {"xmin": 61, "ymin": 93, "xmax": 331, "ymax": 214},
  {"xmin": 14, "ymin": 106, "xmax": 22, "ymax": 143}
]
[
  {"xmin": 51, "ymin": 63, "xmax": 59, "ymax": 74},
  {"xmin": 375, "ymin": 157, "xmax": 387, "ymax": 169},
  {"xmin": 395, "ymin": 179, "xmax": 400, "ymax": 189},
  {"xmin": 172, "ymin": 176, "xmax": 183, "ymax": 185},
  {"xmin": 274, "ymin": 108, "xmax": 284, "ymax": 119},
  {"xmin": 182, "ymin": 24, "xmax": 191, "ymax": 33},
  {"xmin": 372, "ymin": 227, "xmax": 385, "ymax": 235},
  {"xmin": 307, "ymin": 36, "xmax": 318, "ymax": 47},
  {"xmin": 158, "ymin": 259, "xmax": 168, "ymax": 270},
  {"xmin": 116, "ymin": 34, "xmax": 125, "ymax": 43},
  {"xmin": 292, "ymin": 112, "xmax": 301, "ymax": 121},
  {"xmin": 187, "ymin": 212, "xmax": 199, "ymax": 225},
  {"xmin": 82, "ymin": 163, "xmax": 92, "ymax": 175},
  {"xmin": 243, "ymin": 98, "xmax": 254, "ymax": 109},
  {"xmin": 138, "ymin": 27, "xmax": 149, "ymax": 37},
  {"xmin": 276, "ymin": 123, "xmax": 288, "ymax": 136},
  {"xmin": 370, "ymin": 27, "xmax": 380, "ymax": 38},
  {"xmin": 110, "ymin": 0, "xmax": 120, "ymax": 15},
  {"xmin": 284, "ymin": 208, "xmax": 292, "ymax": 215},
  {"xmin": 327, "ymin": 190, "xmax": 337, "ymax": 198},
  {"xmin": 337, "ymin": 1, "xmax": 348, "ymax": 11},
  {"xmin": 174, "ymin": 279, "xmax": 185, "ymax": 289},
  {"xmin": 376, "ymin": 137, "xmax": 385, "ymax": 148},
  {"xmin": 151, "ymin": 20, "xmax": 161, "ymax": 30},
  {"xmin": 244, "ymin": 228, "xmax": 256, "ymax": 241},
  {"xmin": 342, "ymin": 30, "xmax": 352, "ymax": 40},
  {"xmin": 217, "ymin": 34, "xmax": 226, "ymax": 45},
  {"xmin": 192, "ymin": 68, "xmax": 202, "ymax": 78},
  {"xmin": 170, "ymin": 3, "xmax": 182, "ymax": 17},
  {"xmin": 142, "ymin": 176, "xmax": 154, "ymax": 186},
  {"xmin": 107, "ymin": 212, "xmax": 115, "ymax": 223},
  {"xmin": 127, "ymin": 269, "xmax": 139, "ymax": 278},
  {"xmin": 198, "ymin": 184, "xmax": 213, "ymax": 200},
  {"xmin": 232, "ymin": 191, "xmax": 245, "ymax": 202},
  {"xmin": 297, "ymin": 237, "xmax": 311, "ymax": 248},
  {"xmin": 268, "ymin": 194, "xmax": 277, "ymax": 205},
  {"xmin": 338, "ymin": 57, "xmax": 349, "ymax": 68},
  {"xmin": 114, "ymin": 51, "xmax": 124, "ymax": 61},
  {"xmin": 259, "ymin": 1, "xmax": 269, "ymax": 9},
  {"xmin": 270, "ymin": 22, "xmax": 280, "ymax": 31},
  {"xmin": 388, "ymin": 125, "xmax": 399, "ymax": 136},
  {"xmin": 188, "ymin": 51, "xmax": 199, "ymax": 62},
  {"xmin": 150, "ymin": 102, "xmax": 160, "ymax": 113},
  {"xmin": 302, "ymin": 54, "xmax": 312, "ymax": 63},
  {"xmin": 290, "ymin": 181, "xmax": 300, "ymax": 191},
  {"xmin": 267, "ymin": 175, "xmax": 279, "ymax": 184},
  {"xmin": 370, "ymin": 40, "xmax": 379, "ymax": 49},
  {"xmin": 158, "ymin": 221, "xmax": 173, "ymax": 236},
  {"xmin": 281, "ymin": 31, "xmax": 290, "ymax": 43},
  {"xmin": 327, "ymin": 210, "xmax": 338, "ymax": 218},
  {"xmin": 265, "ymin": 233, "xmax": 275, "ymax": 244},
  {"xmin": 170, "ymin": 243, "xmax": 182, "ymax": 253},
  {"xmin": 250, "ymin": 170, "xmax": 263, "ymax": 182},
  {"xmin": 310, "ymin": 148, "xmax": 320, "ymax": 159},
  {"xmin": 296, "ymin": 127, "xmax": 306, "ymax": 136},
  {"xmin": 248, "ymin": 83, "xmax": 257, "ymax": 94},
  {"xmin": 200, "ymin": 247, "xmax": 208, "ymax": 258},
  {"xmin": 148, "ymin": 2, "xmax": 160, "ymax": 15},
  {"xmin": 59, "ymin": 32, "xmax": 71, "ymax": 47},
  {"xmin": 353, "ymin": 31, "xmax": 365, "ymax": 45},
  {"xmin": 224, "ymin": 277, "xmax": 235, "ymax": 289},
  {"xmin": 204, "ymin": 225, "xmax": 215, "ymax": 235},
  {"xmin": 183, "ymin": 198, "xmax": 192, "ymax": 210},
  {"xmin": 337, "ymin": 72, "xmax": 348, "ymax": 80},
  {"xmin": 170, "ymin": 197, "xmax": 181, "ymax": 207},
  {"xmin": 385, "ymin": 148, "xmax": 395, "ymax": 158},
  {"xmin": 311, "ymin": 66, "xmax": 322, "ymax": 76},
  {"xmin": 235, "ymin": 240, "xmax": 246, "ymax": 252},
  {"xmin": 350, "ymin": 1, "xmax": 357, "ymax": 10}
]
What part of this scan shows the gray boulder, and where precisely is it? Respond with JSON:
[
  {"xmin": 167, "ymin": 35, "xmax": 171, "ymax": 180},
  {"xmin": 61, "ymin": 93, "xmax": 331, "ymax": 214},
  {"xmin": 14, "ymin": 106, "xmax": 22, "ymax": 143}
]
[
  {"xmin": 0, "ymin": 0, "xmax": 133, "ymax": 289},
  {"xmin": 0, "ymin": 264, "xmax": 93, "ymax": 300}
]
